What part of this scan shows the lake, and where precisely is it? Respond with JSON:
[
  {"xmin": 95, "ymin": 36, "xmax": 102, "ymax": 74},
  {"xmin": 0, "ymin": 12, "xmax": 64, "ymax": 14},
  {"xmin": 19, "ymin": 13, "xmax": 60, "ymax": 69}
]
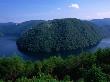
[
  {"xmin": 0, "ymin": 36, "xmax": 110, "ymax": 60},
  {"xmin": 0, "ymin": 36, "xmax": 38, "ymax": 60}
]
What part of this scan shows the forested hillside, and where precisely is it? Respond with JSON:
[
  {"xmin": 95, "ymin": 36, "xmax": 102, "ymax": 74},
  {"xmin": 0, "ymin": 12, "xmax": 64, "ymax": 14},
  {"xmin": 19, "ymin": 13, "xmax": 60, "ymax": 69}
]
[
  {"xmin": 17, "ymin": 18, "xmax": 102, "ymax": 56},
  {"xmin": 91, "ymin": 18, "xmax": 110, "ymax": 38},
  {"xmin": 0, "ymin": 20, "xmax": 44, "ymax": 37},
  {"xmin": 91, "ymin": 18, "xmax": 110, "ymax": 26},
  {"xmin": 16, "ymin": 20, "xmax": 44, "ymax": 36}
]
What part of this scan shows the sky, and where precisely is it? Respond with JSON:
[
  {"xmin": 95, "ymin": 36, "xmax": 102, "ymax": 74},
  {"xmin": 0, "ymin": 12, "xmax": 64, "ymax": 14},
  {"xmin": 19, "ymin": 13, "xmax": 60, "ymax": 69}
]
[{"xmin": 0, "ymin": 0, "xmax": 110, "ymax": 23}]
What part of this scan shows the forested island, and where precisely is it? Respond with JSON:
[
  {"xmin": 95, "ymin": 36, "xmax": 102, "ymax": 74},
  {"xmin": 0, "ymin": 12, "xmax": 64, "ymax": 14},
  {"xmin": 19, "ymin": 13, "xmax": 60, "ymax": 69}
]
[{"xmin": 17, "ymin": 18, "xmax": 102, "ymax": 56}]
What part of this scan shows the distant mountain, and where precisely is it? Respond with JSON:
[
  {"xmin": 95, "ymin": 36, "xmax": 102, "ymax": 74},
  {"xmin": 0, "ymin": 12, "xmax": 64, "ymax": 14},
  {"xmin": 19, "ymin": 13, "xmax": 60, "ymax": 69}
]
[
  {"xmin": 17, "ymin": 18, "xmax": 102, "ymax": 56},
  {"xmin": 16, "ymin": 20, "xmax": 44, "ymax": 36},
  {"xmin": 0, "ymin": 20, "xmax": 44, "ymax": 37},
  {"xmin": 0, "ymin": 22, "xmax": 17, "ymax": 36},
  {"xmin": 91, "ymin": 18, "xmax": 110, "ymax": 26},
  {"xmin": 91, "ymin": 18, "xmax": 110, "ymax": 38}
]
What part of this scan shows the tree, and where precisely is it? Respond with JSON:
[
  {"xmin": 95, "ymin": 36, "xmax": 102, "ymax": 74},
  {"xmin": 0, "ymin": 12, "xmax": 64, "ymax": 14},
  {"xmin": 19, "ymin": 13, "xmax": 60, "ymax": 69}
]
[{"xmin": 83, "ymin": 64, "xmax": 109, "ymax": 82}]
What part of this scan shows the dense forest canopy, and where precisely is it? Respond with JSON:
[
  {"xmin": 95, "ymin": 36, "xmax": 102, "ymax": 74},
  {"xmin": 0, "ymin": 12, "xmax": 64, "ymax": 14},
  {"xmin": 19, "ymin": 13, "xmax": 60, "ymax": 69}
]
[
  {"xmin": 0, "ymin": 48, "xmax": 109, "ymax": 82},
  {"xmin": 17, "ymin": 18, "xmax": 102, "ymax": 55},
  {"xmin": 16, "ymin": 20, "xmax": 44, "ymax": 36}
]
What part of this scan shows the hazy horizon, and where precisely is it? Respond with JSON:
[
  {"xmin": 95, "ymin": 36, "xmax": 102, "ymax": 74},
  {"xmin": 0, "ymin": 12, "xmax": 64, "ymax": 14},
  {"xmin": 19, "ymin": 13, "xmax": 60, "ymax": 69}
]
[{"xmin": 0, "ymin": 0, "xmax": 110, "ymax": 23}]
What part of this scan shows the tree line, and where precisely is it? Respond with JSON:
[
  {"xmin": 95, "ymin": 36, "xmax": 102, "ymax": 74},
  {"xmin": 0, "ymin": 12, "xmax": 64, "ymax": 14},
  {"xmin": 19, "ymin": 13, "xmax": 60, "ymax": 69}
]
[{"xmin": 0, "ymin": 48, "xmax": 110, "ymax": 82}]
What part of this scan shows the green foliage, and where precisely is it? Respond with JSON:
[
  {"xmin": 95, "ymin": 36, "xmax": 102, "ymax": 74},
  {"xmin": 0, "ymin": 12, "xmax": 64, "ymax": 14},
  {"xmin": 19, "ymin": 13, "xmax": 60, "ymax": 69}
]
[
  {"xmin": 42, "ymin": 56, "xmax": 63, "ymax": 74},
  {"xmin": 96, "ymin": 48, "xmax": 110, "ymax": 64},
  {"xmin": 84, "ymin": 65, "xmax": 108, "ymax": 82},
  {"xmin": 17, "ymin": 18, "xmax": 102, "ymax": 55},
  {"xmin": 0, "ymin": 56, "xmax": 24, "ymax": 81},
  {"xmin": 0, "ymin": 80, "xmax": 3, "ymax": 82},
  {"xmin": 79, "ymin": 52, "xmax": 97, "ymax": 69},
  {"xmin": 0, "ymin": 48, "xmax": 110, "ymax": 81},
  {"xmin": 63, "ymin": 75, "xmax": 71, "ymax": 81},
  {"xmin": 16, "ymin": 76, "xmax": 71, "ymax": 82},
  {"xmin": 0, "ymin": 73, "xmax": 71, "ymax": 82}
]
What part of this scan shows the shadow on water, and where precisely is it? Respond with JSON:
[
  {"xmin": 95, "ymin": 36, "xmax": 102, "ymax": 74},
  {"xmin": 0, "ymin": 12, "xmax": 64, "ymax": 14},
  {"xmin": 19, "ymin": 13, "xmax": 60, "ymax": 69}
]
[{"xmin": 19, "ymin": 42, "xmax": 100, "ymax": 60}]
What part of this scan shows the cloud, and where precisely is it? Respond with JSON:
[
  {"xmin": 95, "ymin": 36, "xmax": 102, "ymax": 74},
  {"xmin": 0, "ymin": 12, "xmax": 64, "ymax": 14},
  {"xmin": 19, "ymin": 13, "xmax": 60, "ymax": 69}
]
[
  {"xmin": 57, "ymin": 8, "xmax": 61, "ymax": 10},
  {"xmin": 68, "ymin": 3, "xmax": 80, "ymax": 9}
]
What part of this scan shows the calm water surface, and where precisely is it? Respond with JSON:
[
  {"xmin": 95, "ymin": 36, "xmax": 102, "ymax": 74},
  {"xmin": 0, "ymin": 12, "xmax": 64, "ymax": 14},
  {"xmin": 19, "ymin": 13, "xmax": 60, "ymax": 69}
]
[
  {"xmin": 0, "ymin": 36, "xmax": 110, "ymax": 60},
  {"xmin": 0, "ymin": 36, "xmax": 37, "ymax": 60}
]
